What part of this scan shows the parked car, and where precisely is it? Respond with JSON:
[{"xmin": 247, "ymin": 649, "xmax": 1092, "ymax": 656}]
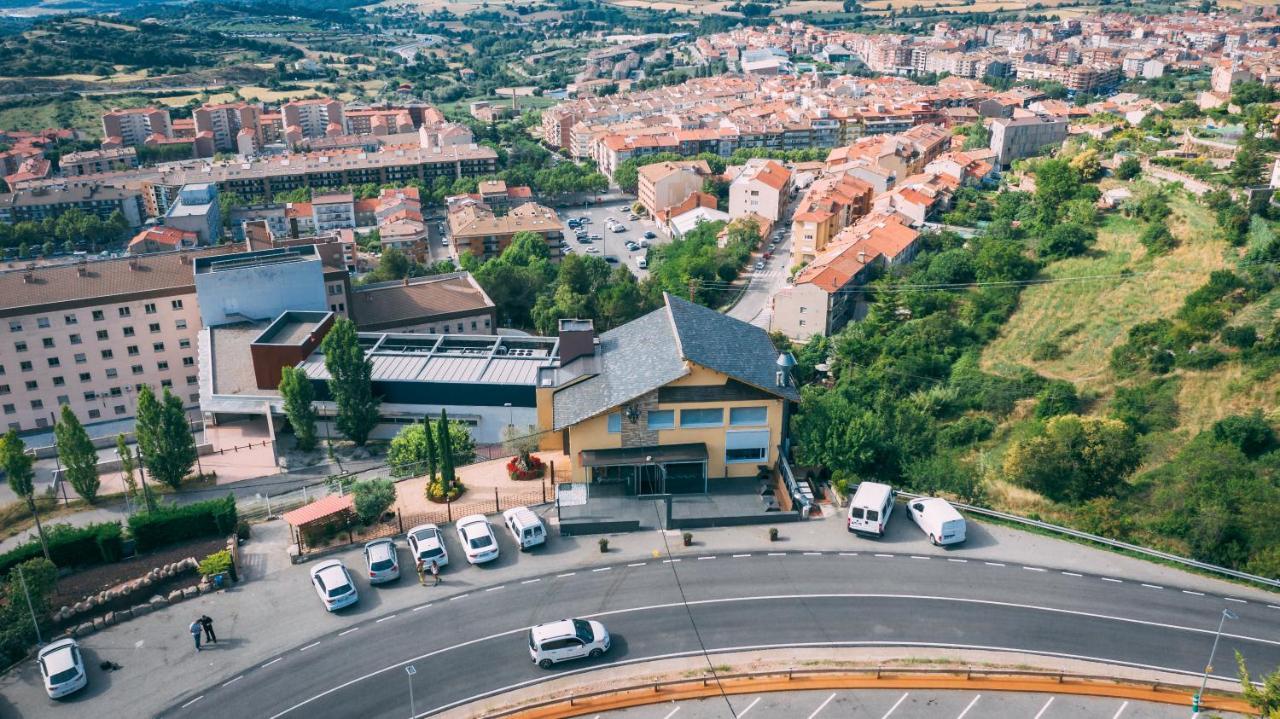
[
  {"xmin": 456, "ymin": 514, "xmax": 500, "ymax": 564},
  {"xmin": 906, "ymin": 497, "xmax": 967, "ymax": 546},
  {"xmin": 637, "ymin": 255, "xmax": 648, "ymax": 269},
  {"xmin": 310, "ymin": 559, "xmax": 359, "ymax": 611},
  {"xmin": 754, "ymin": 260, "xmax": 765, "ymax": 271},
  {"xmin": 363, "ymin": 538, "xmax": 400, "ymax": 583},
  {"xmin": 643, "ymin": 231, "xmax": 656, "ymax": 240},
  {"xmin": 406, "ymin": 523, "xmax": 449, "ymax": 569},
  {"xmin": 588, "ymin": 234, "xmax": 602, "ymax": 241},
  {"xmin": 638, "ymin": 239, "xmax": 650, "ymax": 248},
  {"xmin": 503, "ymin": 506, "xmax": 547, "ymax": 550},
  {"xmin": 763, "ymin": 251, "xmax": 773, "ymax": 260},
  {"xmin": 578, "ymin": 217, "xmax": 591, "ymax": 224},
  {"xmin": 612, "ymin": 225, "xmax": 626, "ymax": 233},
  {"xmin": 604, "ymin": 255, "xmax": 620, "ymax": 264},
  {"xmin": 38, "ymin": 638, "xmax": 87, "ymax": 699},
  {"xmin": 586, "ymin": 247, "xmax": 601, "ymax": 254},
  {"xmin": 847, "ymin": 482, "xmax": 896, "ymax": 537},
  {"xmin": 528, "ymin": 619, "xmax": 611, "ymax": 668},
  {"xmin": 625, "ymin": 241, "xmax": 639, "ymax": 251},
  {"xmin": 628, "ymin": 213, "xmax": 639, "ymax": 221}
]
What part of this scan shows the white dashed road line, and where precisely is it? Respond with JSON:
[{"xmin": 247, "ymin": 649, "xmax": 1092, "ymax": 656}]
[
  {"xmin": 521, "ymin": 578, "xmax": 541, "ymax": 585},
  {"xmin": 376, "ymin": 614, "xmax": 399, "ymax": 621},
  {"xmin": 485, "ymin": 585, "xmax": 505, "ymax": 591},
  {"xmin": 1141, "ymin": 584, "xmax": 1163, "ymax": 590},
  {"xmin": 1112, "ymin": 700, "xmax": 1129, "ymax": 718},
  {"xmin": 338, "ymin": 628, "xmax": 359, "ymax": 636},
  {"xmin": 412, "ymin": 603, "xmax": 432, "ymax": 611},
  {"xmin": 222, "ymin": 676, "xmax": 243, "ymax": 688},
  {"xmin": 911, "ymin": 556, "xmax": 930, "ymax": 560},
  {"xmin": 299, "ymin": 642, "xmax": 319, "ymax": 652},
  {"xmin": 557, "ymin": 572, "xmax": 576, "ymax": 578},
  {"xmin": 807, "ymin": 692, "xmax": 837, "ymax": 719},
  {"xmin": 839, "ymin": 552, "xmax": 858, "ymax": 557},
  {"xmin": 662, "ymin": 559, "xmax": 681, "ymax": 564},
  {"xmin": 732, "ymin": 554, "xmax": 752, "ymax": 558},
  {"xmin": 592, "ymin": 567, "xmax": 612, "ymax": 572},
  {"xmin": 628, "ymin": 562, "xmax": 647, "ymax": 567},
  {"xmin": 803, "ymin": 552, "xmax": 823, "ymax": 556},
  {"xmin": 698, "ymin": 556, "xmax": 716, "ymax": 561},
  {"xmin": 1033, "ymin": 697, "xmax": 1054, "ymax": 719},
  {"xmin": 261, "ymin": 658, "xmax": 282, "ymax": 668},
  {"xmin": 1023, "ymin": 567, "xmax": 1046, "ymax": 572},
  {"xmin": 1268, "ymin": 605, "xmax": 1280, "ymax": 611},
  {"xmin": 875, "ymin": 554, "xmax": 894, "ymax": 559},
  {"xmin": 181, "ymin": 696, "xmax": 204, "ymax": 709},
  {"xmin": 948, "ymin": 558, "xmax": 968, "ymax": 563},
  {"xmin": 984, "ymin": 562, "xmax": 1005, "ymax": 567},
  {"xmin": 956, "ymin": 694, "xmax": 981, "ymax": 719},
  {"xmin": 449, "ymin": 594, "xmax": 469, "ymax": 601},
  {"xmin": 1101, "ymin": 577, "xmax": 1123, "ymax": 583},
  {"xmin": 881, "ymin": 692, "xmax": 910, "ymax": 718},
  {"xmin": 1183, "ymin": 591, "xmax": 1204, "ymax": 597},
  {"xmin": 768, "ymin": 552, "xmax": 786, "ymax": 557},
  {"xmin": 1225, "ymin": 597, "xmax": 1248, "ymax": 604},
  {"xmin": 1061, "ymin": 572, "xmax": 1082, "ymax": 577}
]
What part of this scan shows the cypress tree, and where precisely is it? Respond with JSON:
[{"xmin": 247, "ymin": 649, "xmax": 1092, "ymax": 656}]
[{"xmin": 54, "ymin": 404, "xmax": 100, "ymax": 503}]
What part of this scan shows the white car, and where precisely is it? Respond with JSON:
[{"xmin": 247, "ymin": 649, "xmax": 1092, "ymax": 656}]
[
  {"xmin": 529, "ymin": 619, "xmax": 611, "ymax": 668},
  {"xmin": 456, "ymin": 514, "xmax": 500, "ymax": 564},
  {"xmin": 906, "ymin": 497, "xmax": 967, "ymax": 546},
  {"xmin": 310, "ymin": 559, "xmax": 359, "ymax": 611},
  {"xmin": 37, "ymin": 638, "xmax": 87, "ymax": 699},
  {"xmin": 406, "ymin": 523, "xmax": 449, "ymax": 569},
  {"xmin": 363, "ymin": 538, "xmax": 400, "ymax": 584}
]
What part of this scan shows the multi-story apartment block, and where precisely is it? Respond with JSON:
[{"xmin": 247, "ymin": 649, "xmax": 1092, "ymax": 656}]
[
  {"xmin": 728, "ymin": 159, "xmax": 791, "ymax": 222},
  {"xmin": 0, "ymin": 184, "xmax": 145, "ymax": 227},
  {"xmin": 637, "ymin": 161, "xmax": 711, "ymax": 219},
  {"xmin": 0, "ymin": 246, "xmax": 239, "ymax": 432},
  {"xmin": 448, "ymin": 201, "xmax": 565, "ymax": 262},
  {"xmin": 282, "ymin": 99, "xmax": 346, "ymax": 140},
  {"xmin": 61, "ymin": 147, "xmax": 139, "ymax": 177},
  {"xmin": 163, "ymin": 183, "xmax": 221, "ymax": 245},
  {"xmin": 194, "ymin": 103, "xmax": 261, "ymax": 153},
  {"xmin": 101, "ymin": 108, "xmax": 172, "ymax": 148},
  {"xmin": 989, "ymin": 115, "xmax": 1069, "ymax": 166},
  {"xmin": 790, "ymin": 172, "xmax": 874, "ymax": 262},
  {"xmin": 311, "ymin": 192, "xmax": 356, "ymax": 232}
]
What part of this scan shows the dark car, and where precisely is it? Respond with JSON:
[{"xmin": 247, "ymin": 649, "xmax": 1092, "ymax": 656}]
[
  {"xmin": 604, "ymin": 255, "xmax": 620, "ymax": 264},
  {"xmin": 643, "ymin": 231, "xmax": 656, "ymax": 239}
]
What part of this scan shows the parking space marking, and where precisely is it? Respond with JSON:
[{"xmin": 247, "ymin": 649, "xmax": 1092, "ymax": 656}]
[
  {"xmin": 261, "ymin": 658, "xmax": 282, "ymax": 668},
  {"xmin": 222, "ymin": 676, "xmax": 243, "ymax": 688},
  {"xmin": 1101, "ymin": 577, "xmax": 1123, "ymax": 583},
  {"xmin": 1033, "ymin": 697, "xmax": 1054, "ymax": 719},
  {"xmin": 412, "ymin": 604, "xmax": 432, "ymax": 611},
  {"xmin": 737, "ymin": 696, "xmax": 762, "ymax": 716},
  {"xmin": 1225, "ymin": 597, "xmax": 1247, "ymax": 603},
  {"xmin": 807, "ymin": 692, "xmax": 837, "ymax": 719},
  {"xmin": 985, "ymin": 562, "xmax": 1005, "ymax": 567},
  {"xmin": 181, "ymin": 695, "xmax": 204, "ymax": 709},
  {"xmin": 522, "ymin": 579, "xmax": 541, "ymax": 585},
  {"xmin": 339, "ymin": 628, "xmax": 360, "ymax": 636},
  {"xmin": 1112, "ymin": 700, "xmax": 1129, "ymax": 718},
  {"xmin": 881, "ymin": 692, "xmax": 909, "ymax": 718},
  {"xmin": 955, "ymin": 694, "xmax": 981, "ymax": 719},
  {"xmin": 299, "ymin": 642, "xmax": 319, "ymax": 652},
  {"xmin": 1061, "ymin": 571, "xmax": 1082, "ymax": 577},
  {"xmin": 1141, "ymin": 584, "xmax": 1163, "ymax": 590}
]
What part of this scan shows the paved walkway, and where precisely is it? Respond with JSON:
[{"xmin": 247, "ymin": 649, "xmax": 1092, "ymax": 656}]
[{"xmin": 1, "ymin": 506, "xmax": 1274, "ymax": 718}]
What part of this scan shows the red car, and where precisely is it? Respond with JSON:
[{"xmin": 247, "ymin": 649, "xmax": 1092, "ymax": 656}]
[{"xmin": 763, "ymin": 251, "xmax": 773, "ymax": 260}]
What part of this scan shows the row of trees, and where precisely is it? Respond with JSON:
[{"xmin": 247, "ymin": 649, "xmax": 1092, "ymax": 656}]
[{"xmin": 0, "ymin": 209, "xmax": 130, "ymax": 254}]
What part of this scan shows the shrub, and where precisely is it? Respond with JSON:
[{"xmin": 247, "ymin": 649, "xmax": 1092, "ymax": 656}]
[
  {"xmin": 197, "ymin": 549, "xmax": 233, "ymax": 578},
  {"xmin": 236, "ymin": 520, "xmax": 251, "ymax": 541},
  {"xmin": 1030, "ymin": 340, "xmax": 1064, "ymax": 361},
  {"xmin": 1139, "ymin": 222, "xmax": 1177, "ymax": 255},
  {"xmin": 0, "ymin": 521, "xmax": 123, "ymax": 575},
  {"xmin": 1109, "ymin": 378, "xmax": 1179, "ymax": 434},
  {"xmin": 128, "ymin": 494, "xmax": 237, "ymax": 553},
  {"xmin": 425, "ymin": 480, "xmax": 465, "ymax": 503},
  {"xmin": 938, "ymin": 416, "xmax": 995, "ymax": 447},
  {"xmin": 1222, "ymin": 325, "xmax": 1258, "ymax": 349},
  {"xmin": 352, "ymin": 479, "xmax": 396, "ymax": 525},
  {"xmin": 1035, "ymin": 380, "xmax": 1079, "ymax": 419},
  {"xmin": 1212, "ymin": 411, "xmax": 1276, "ymax": 458}
]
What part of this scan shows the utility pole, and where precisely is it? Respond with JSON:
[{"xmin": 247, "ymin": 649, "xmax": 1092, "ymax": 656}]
[
  {"xmin": 135, "ymin": 445, "xmax": 155, "ymax": 513},
  {"xmin": 16, "ymin": 565, "xmax": 42, "ymax": 646},
  {"xmin": 1192, "ymin": 608, "xmax": 1237, "ymax": 717}
]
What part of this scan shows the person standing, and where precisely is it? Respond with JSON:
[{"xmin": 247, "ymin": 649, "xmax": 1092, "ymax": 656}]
[
  {"xmin": 189, "ymin": 620, "xmax": 203, "ymax": 652},
  {"xmin": 430, "ymin": 560, "xmax": 440, "ymax": 586},
  {"xmin": 199, "ymin": 615, "xmax": 217, "ymax": 644},
  {"xmin": 415, "ymin": 558, "xmax": 427, "ymax": 586}
]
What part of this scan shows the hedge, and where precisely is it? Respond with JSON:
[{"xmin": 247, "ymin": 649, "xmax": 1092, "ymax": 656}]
[
  {"xmin": 0, "ymin": 522, "xmax": 123, "ymax": 576},
  {"xmin": 128, "ymin": 495, "xmax": 237, "ymax": 553}
]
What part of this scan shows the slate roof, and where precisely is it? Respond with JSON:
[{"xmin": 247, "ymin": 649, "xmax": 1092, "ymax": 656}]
[{"xmin": 551, "ymin": 293, "xmax": 799, "ymax": 430}]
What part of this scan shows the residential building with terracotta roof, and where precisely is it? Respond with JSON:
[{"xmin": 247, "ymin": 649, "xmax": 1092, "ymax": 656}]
[
  {"xmin": 637, "ymin": 160, "xmax": 711, "ymax": 219},
  {"xmin": 729, "ymin": 159, "xmax": 791, "ymax": 222},
  {"xmin": 61, "ymin": 147, "xmax": 139, "ymax": 177},
  {"xmin": 128, "ymin": 226, "xmax": 199, "ymax": 255},
  {"xmin": 790, "ymin": 172, "xmax": 874, "ymax": 262},
  {"xmin": 448, "ymin": 200, "xmax": 565, "ymax": 261},
  {"xmin": 101, "ymin": 108, "xmax": 172, "ymax": 148},
  {"xmin": 194, "ymin": 102, "xmax": 262, "ymax": 153}
]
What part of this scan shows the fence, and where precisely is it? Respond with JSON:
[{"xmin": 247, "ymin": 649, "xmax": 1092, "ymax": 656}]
[
  {"xmin": 896, "ymin": 489, "xmax": 1280, "ymax": 590},
  {"xmin": 239, "ymin": 482, "xmax": 334, "ymax": 522}
]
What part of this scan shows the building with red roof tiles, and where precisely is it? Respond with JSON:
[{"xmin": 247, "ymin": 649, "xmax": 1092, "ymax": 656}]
[
  {"xmin": 790, "ymin": 172, "xmax": 874, "ymax": 262},
  {"xmin": 127, "ymin": 225, "xmax": 200, "ymax": 255},
  {"xmin": 729, "ymin": 159, "xmax": 791, "ymax": 222}
]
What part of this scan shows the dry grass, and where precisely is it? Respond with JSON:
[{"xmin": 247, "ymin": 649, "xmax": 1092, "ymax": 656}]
[
  {"xmin": 1175, "ymin": 363, "xmax": 1280, "ymax": 434},
  {"xmin": 980, "ymin": 192, "xmax": 1230, "ymax": 392}
]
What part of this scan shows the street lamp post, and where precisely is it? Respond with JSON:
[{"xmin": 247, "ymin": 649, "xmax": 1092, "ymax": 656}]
[
  {"xmin": 503, "ymin": 402, "xmax": 513, "ymax": 429},
  {"xmin": 1192, "ymin": 608, "xmax": 1237, "ymax": 717},
  {"xmin": 405, "ymin": 665, "xmax": 417, "ymax": 718}
]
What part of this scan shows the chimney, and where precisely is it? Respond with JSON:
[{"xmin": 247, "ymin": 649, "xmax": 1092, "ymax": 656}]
[
  {"xmin": 857, "ymin": 251, "xmax": 867, "ymax": 263},
  {"xmin": 557, "ymin": 318, "xmax": 596, "ymax": 366},
  {"xmin": 129, "ymin": 257, "xmax": 140, "ymax": 271}
]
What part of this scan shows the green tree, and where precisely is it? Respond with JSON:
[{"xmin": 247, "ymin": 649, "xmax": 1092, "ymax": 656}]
[
  {"xmin": 1003, "ymin": 415, "xmax": 1141, "ymax": 503},
  {"xmin": 116, "ymin": 433, "xmax": 139, "ymax": 506},
  {"xmin": 279, "ymin": 366, "xmax": 318, "ymax": 452},
  {"xmin": 437, "ymin": 410, "xmax": 456, "ymax": 491},
  {"xmin": 1229, "ymin": 133, "xmax": 1266, "ymax": 187},
  {"xmin": 352, "ymin": 479, "xmax": 396, "ymax": 525},
  {"xmin": 1032, "ymin": 159, "xmax": 1080, "ymax": 227},
  {"xmin": 424, "ymin": 418, "xmax": 438, "ymax": 484},
  {"xmin": 1211, "ymin": 411, "xmax": 1275, "ymax": 458},
  {"xmin": 54, "ymin": 405, "xmax": 99, "ymax": 503},
  {"xmin": 960, "ymin": 120, "xmax": 990, "ymax": 151},
  {"xmin": 387, "ymin": 423, "xmax": 435, "ymax": 478},
  {"xmin": 1236, "ymin": 652, "xmax": 1280, "ymax": 718},
  {"xmin": 134, "ymin": 385, "xmax": 198, "ymax": 491},
  {"xmin": 321, "ymin": 318, "xmax": 381, "ymax": 446},
  {"xmin": 2, "ymin": 430, "xmax": 49, "ymax": 560},
  {"xmin": 1038, "ymin": 222, "xmax": 1094, "ymax": 259},
  {"xmin": 1114, "ymin": 156, "xmax": 1141, "ymax": 180},
  {"xmin": 1034, "ymin": 380, "xmax": 1078, "ymax": 418}
]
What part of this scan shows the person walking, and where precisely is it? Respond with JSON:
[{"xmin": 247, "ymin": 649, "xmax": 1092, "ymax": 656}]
[
  {"xmin": 199, "ymin": 615, "xmax": 217, "ymax": 644},
  {"xmin": 189, "ymin": 620, "xmax": 203, "ymax": 652},
  {"xmin": 430, "ymin": 560, "xmax": 440, "ymax": 586},
  {"xmin": 415, "ymin": 558, "xmax": 427, "ymax": 586}
]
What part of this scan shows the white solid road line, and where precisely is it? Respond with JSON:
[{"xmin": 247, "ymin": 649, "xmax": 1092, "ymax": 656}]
[
  {"xmin": 181, "ymin": 696, "xmax": 204, "ymax": 709},
  {"xmin": 737, "ymin": 696, "xmax": 762, "ymax": 716},
  {"xmin": 1033, "ymin": 696, "xmax": 1054, "ymax": 719},
  {"xmin": 956, "ymin": 694, "xmax": 981, "ymax": 719},
  {"xmin": 881, "ymin": 692, "xmax": 909, "ymax": 718},
  {"xmin": 338, "ymin": 628, "xmax": 359, "ymax": 636},
  {"xmin": 807, "ymin": 692, "xmax": 837, "ymax": 719},
  {"xmin": 661, "ymin": 705, "xmax": 681, "ymax": 719},
  {"xmin": 1112, "ymin": 700, "xmax": 1129, "ymax": 718}
]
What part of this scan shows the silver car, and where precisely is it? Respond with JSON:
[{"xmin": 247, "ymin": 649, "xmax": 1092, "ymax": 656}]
[{"xmin": 363, "ymin": 538, "xmax": 400, "ymax": 584}]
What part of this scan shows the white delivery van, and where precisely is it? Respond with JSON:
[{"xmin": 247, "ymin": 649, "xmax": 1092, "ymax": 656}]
[
  {"xmin": 503, "ymin": 506, "xmax": 547, "ymax": 550},
  {"xmin": 847, "ymin": 481, "xmax": 896, "ymax": 537},
  {"xmin": 636, "ymin": 255, "xmax": 648, "ymax": 269},
  {"xmin": 906, "ymin": 497, "xmax": 967, "ymax": 546}
]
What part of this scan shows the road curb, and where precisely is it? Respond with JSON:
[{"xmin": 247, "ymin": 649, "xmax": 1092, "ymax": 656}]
[{"xmin": 483, "ymin": 667, "xmax": 1253, "ymax": 718}]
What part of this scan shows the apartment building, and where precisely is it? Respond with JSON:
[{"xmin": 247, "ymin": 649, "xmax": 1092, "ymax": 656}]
[
  {"xmin": 0, "ymin": 184, "xmax": 146, "ymax": 227},
  {"xmin": 989, "ymin": 115, "xmax": 1069, "ymax": 166},
  {"xmin": 0, "ymin": 246, "xmax": 239, "ymax": 433},
  {"xmin": 728, "ymin": 159, "xmax": 791, "ymax": 222},
  {"xmin": 790, "ymin": 172, "xmax": 874, "ymax": 262},
  {"xmin": 101, "ymin": 108, "xmax": 172, "ymax": 148},
  {"xmin": 163, "ymin": 183, "xmax": 221, "ymax": 245},
  {"xmin": 194, "ymin": 103, "xmax": 262, "ymax": 153},
  {"xmin": 283, "ymin": 99, "xmax": 346, "ymax": 140},
  {"xmin": 193, "ymin": 244, "xmax": 350, "ymax": 327},
  {"xmin": 127, "ymin": 226, "xmax": 199, "ymax": 255},
  {"xmin": 61, "ymin": 147, "xmax": 139, "ymax": 177},
  {"xmin": 448, "ymin": 201, "xmax": 565, "ymax": 261},
  {"xmin": 311, "ymin": 192, "xmax": 357, "ymax": 232},
  {"xmin": 637, "ymin": 161, "xmax": 711, "ymax": 219}
]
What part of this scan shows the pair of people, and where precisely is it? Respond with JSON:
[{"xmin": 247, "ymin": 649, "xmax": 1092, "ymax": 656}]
[
  {"xmin": 415, "ymin": 558, "xmax": 441, "ymax": 586},
  {"xmin": 188, "ymin": 615, "xmax": 216, "ymax": 652}
]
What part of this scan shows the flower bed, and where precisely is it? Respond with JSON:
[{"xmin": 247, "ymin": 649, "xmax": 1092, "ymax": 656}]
[
  {"xmin": 506, "ymin": 452, "xmax": 547, "ymax": 481},
  {"xmin": 425, "ymin": 481, "xmax": 466, "ymax": 503}
]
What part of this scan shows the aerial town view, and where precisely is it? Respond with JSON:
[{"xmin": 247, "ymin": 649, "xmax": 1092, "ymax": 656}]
[{"xmin": 0, "ymin": 0, "xmax": 1277, "ymax": 716}]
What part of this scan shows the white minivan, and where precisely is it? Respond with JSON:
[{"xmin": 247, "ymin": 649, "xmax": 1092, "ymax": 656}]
[
  {"xmin": 528, "ymin": 618, "xmax": 611, "ymax": 668},
  {"xmin": 907, "ymin": 497, "xmax": 967, "ymax": 546},
  {"xmin": 502, "ymin": 506, "xmax": 547, "ymax": 550},
  {"xmin": 847, "ymin": 481, "xmax": 896, "ymax": 537}
]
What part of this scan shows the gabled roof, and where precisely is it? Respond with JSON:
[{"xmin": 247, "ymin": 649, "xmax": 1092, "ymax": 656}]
[{"xmin": 552, "ymin": 293, "xmax": 799, "ymax": 430}]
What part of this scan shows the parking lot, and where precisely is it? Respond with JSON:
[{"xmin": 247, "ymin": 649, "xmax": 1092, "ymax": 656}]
[{"xmin": 561, "ymin": 199, "xmax": 668, "ymax": 278}]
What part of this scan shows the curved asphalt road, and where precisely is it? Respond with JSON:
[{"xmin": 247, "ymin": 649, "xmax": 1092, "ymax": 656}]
[{"xmin": 160, "ymin": 553, "xmax": 1280, "ymax": 718}]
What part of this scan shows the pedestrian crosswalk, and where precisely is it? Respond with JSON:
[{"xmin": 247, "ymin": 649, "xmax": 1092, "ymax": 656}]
[{"xmin": 749, "ymin": 268, "xmax": 787, "ymax": 280}]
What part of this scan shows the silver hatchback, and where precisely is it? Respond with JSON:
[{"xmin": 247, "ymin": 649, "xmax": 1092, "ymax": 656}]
[{"xmin": 363, "ymin": 538, "xmax": 400, "ymax": 584}]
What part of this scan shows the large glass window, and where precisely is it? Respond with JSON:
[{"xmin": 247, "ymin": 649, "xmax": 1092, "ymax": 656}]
[
  {"xmin": 725, "ymin": 430, "xmax": 770, "ymax": 464},
  {"xmin": 647, "ymin": 409, "xmax": 675, "ymax": 430},
  {"xmin": 729, "ymin": 406, "xmax": 768, "ymax": 426},
  {"xmin": 606, "ymin": 412, "xmax": 621, "ymax": 433},
  {"xmin": 680, "ymin": 408, "xmax": 723, "ymax": 428}
]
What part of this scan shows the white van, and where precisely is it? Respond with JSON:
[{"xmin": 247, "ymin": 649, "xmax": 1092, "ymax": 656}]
[
  {"xmin": 907, "ymin": 497, "xmax": 967, "ymax": 546},
  {"xmin": 847, "ymin": 482, "xmax": 896, "ymax": 537},
  {"xmin": 503, "ymin": 506, "xmax": 547, "ymax": 550},
  {"xmin": 637, "ymin": 255, "xmax": 648, "ymax": 269}
]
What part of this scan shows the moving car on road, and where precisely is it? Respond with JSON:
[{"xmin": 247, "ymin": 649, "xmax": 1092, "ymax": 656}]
[
  {"xmin": 38, "ymin": 638, "xmax": 87, "ymax": 699},
  {"xmin": 456, "ymin": 514, "xmax": 500, "ymax": 564},
  {"xmin": 907, "ymin": 497, "xmax": 967, "ymax": 546},
  {"xmin": 847, "ymin": 481, "xmax": 896, "ymax": 537},
  {"xmin": 528, "ymin": 619, "xmax": 611, "ymax": 668},
  {"xmin": 363, "ymin": 538, "xmax": 400, "ymax": 583},
  {"xmin": 310, "ymin": 559, "xmax": 359, "ymax": 611},
  {"xmin": 406, "ymin": 523, "xmax": 449, "ymax": 569}
]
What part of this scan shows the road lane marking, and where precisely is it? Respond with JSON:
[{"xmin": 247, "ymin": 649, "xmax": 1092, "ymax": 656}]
[
  {"xmin": 803, "ymin": 552, "xmax": 823, "ymax": 556},
  {"xmin": 881, "ymin": 692, "xmax": 909, "ymax": 718},
  {"xmin": 412, "ymin": 604, "xmax": 432, "ymax": 611},
  {"xmin": 911, "ymin": 556, "xmax": 930, "ymax": 560},
  {"xmin": 732, "ymin": 554, "xmax": 752, "ymax": 558},
  {"xmin": 662, "ymin": 559, "xmax": 681, "ymax": 564},
  {"xmin": 1033, "ymin": 697, "xmax": 1054, "ymax": 719},
  {"xmin": 1112, "ymin": 700, "xmax": 1129, "ymax": 718},
  {"xmin": 1141, "ymin": 584, "xmax": 1163, "ymax": 590},
  {"xmin": 1183, "ymin": 591, "xmax": 1204, "ymax": 596},
  {"xmin": 839, "ymin": 552, "xmax": 858, "ymax": 557},
  {"xmin": 299, "ymin": 642, "xmax": 319, "ymax": 652},
  {"xmin": 807, "ymin": 692, "xmax": 836, "ymax": 718},
  {"xmin": 1268, "ymin": 605, "xmax": 1280, "ymax": 610},
  {"xmin": 628, "ymin": 563, "xmax": 647, "ymax": 567},
  {"xmin": 1101, "ymin": 577, "xmax": 1122, "ymax": 583},
  {"xmin": 376, "ymin": 614, "xmax": 399, "ymax": 621},
  {"xmin": 261, "ymin": 658, "xmax": 282, "ymax": 668},
  {"xmin": 984, "ymin": 562, "xmax": 1005, "ymax": 567},
  {"xmin": 270, "ymin": 592, "xmax": 1280, "ymax": 719},
  {"xmin": 181, "ymin": 696, "xmax": 204, "ymax": 709},
  {"xmin": 661, "ymin": 706, "xmax": 681, "ymax": 719},
  {"xmin": 1023, "ymin": 567, "xmax": 1046, "ymax": 572},
  {"xmin": 738, "ymin": 696, "xmax": 762, "ymax": 716},
  {"xmin": 449, "ymin": 594, "xmax": 470, "ymax": 601},
  {"xmin": 956, "ymin": 694, "xmax": 981, "ymax": 719},
  {"xmin": 557, "ymin": 572, "xmax": 576, "ymax": 578},
  {"xmin": 338, "ymin": 628, "xmax": 359, "ymax": 636},
  {"xmin": 522, "ymin": 579, "xmax": 541, "ymax": 584},
  {"xmin": 1225, "ymin": 597, "xmax": 1247, "ymax": 603},
  {"xmin": 948, "ymin": 559, "xmax": 968, "ymax": 563},
  {"xmin": 698, "ymin": 556, "xmax": 716, "ymax": 560},
  {"xmin": 592, "ymin": 566, "xmax": 613, "ymax": 572},
  {"xmin": 768, "ymin": 552, "xmax": 786, "ymax": 556},
  {"xmin": 875, "ymin": 553, "xmax": 894, "ymax": 558},
  {"xmin": 222, "ymin": 676, "xmax": 243, "ymax": 688},
  {"xmin": 1061, "ymin": 572, "xmax": 1082, "ymax": 577}
]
